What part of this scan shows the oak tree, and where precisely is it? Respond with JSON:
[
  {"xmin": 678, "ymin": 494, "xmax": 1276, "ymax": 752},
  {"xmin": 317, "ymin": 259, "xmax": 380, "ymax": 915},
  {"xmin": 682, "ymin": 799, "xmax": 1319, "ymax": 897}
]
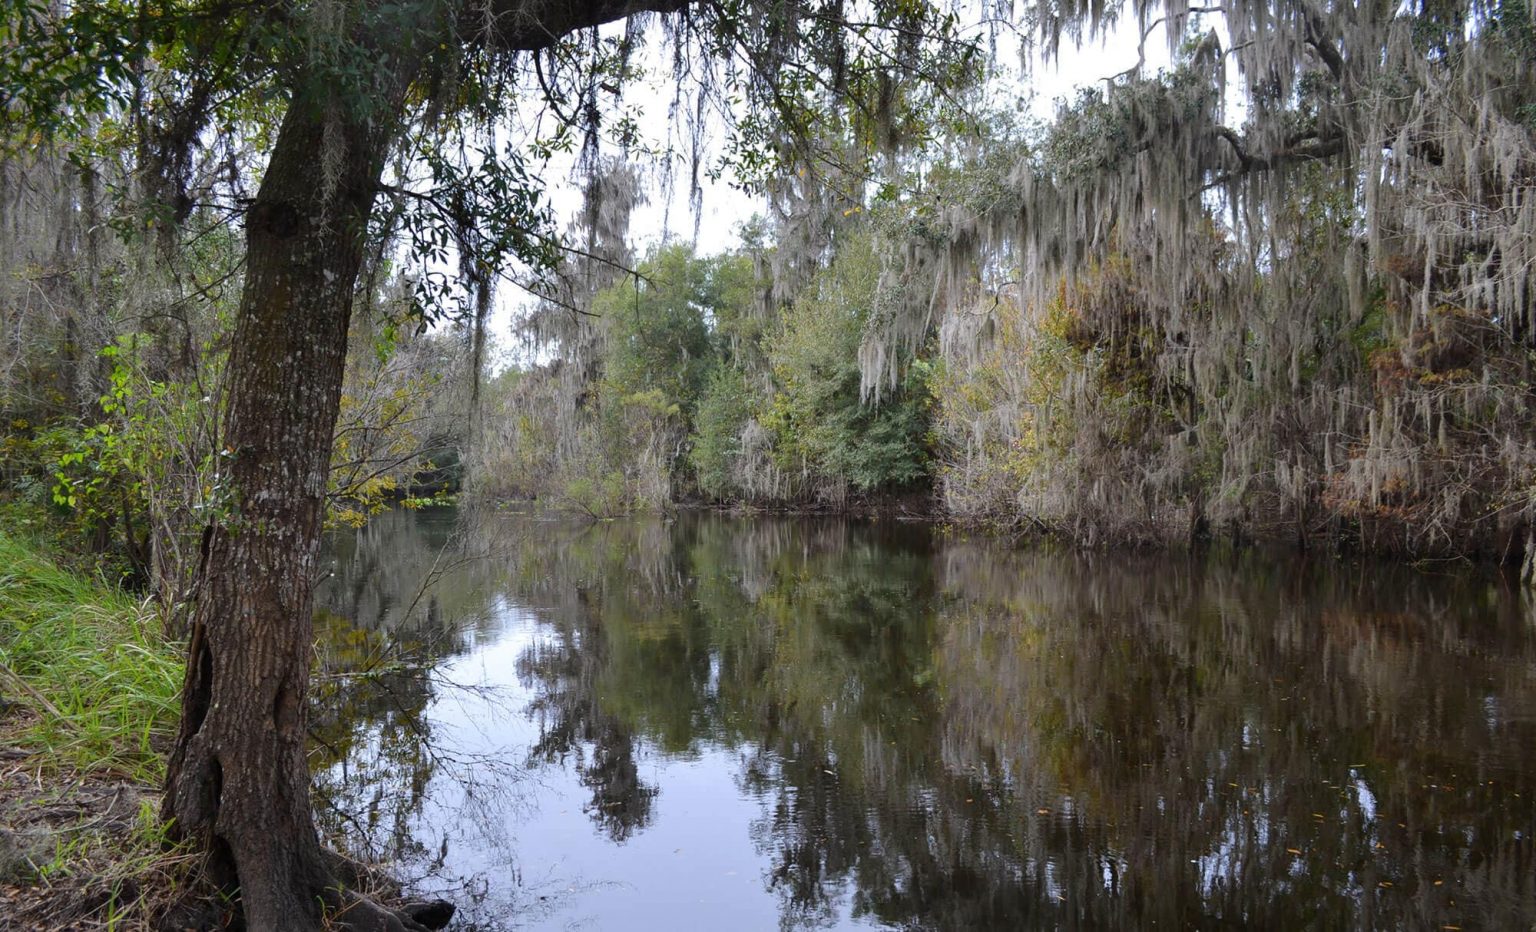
[{"xmin": 3, "ymin": 0, "xmax": 978, "ymax": 927}]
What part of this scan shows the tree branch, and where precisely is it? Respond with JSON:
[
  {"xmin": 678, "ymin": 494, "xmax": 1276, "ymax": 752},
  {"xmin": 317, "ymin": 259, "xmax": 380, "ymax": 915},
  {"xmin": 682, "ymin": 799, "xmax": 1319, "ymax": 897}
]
[
  {"xmin": 473, "ymin": 0, "xmax": 692, "ymax": 54},
  {"xmin": 375, "ymin": 182, "xmax": 651, "ymax": 282},
  {"xmin": 1300, "ymin": 1, "xmax": 1344, "ymax": 80},
  {"xmin": 1206, "ymin": 127, "xmax": 1346, "ymax": 188}
]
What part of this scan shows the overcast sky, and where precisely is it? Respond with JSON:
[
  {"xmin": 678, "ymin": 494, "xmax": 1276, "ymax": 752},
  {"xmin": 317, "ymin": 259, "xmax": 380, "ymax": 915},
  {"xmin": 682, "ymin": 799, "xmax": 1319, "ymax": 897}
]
[{"xmin": 633, "ymin": 19, "xmax": 1176, "ymax": 252}]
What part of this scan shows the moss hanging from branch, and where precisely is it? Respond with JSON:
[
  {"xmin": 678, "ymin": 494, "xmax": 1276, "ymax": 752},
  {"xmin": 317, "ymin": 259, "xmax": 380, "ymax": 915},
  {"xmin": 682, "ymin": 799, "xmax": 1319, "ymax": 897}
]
[{"xmin": 873, "ymin": 0, "xmax": 1536, "ymax": 554}]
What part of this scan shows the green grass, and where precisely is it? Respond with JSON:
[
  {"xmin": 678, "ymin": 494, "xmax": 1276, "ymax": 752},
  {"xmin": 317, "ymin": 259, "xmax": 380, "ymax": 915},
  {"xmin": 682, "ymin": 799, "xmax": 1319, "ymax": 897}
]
[{"xmin": 0, "ymin": 531, "xmax": 181, "ymax": 783}]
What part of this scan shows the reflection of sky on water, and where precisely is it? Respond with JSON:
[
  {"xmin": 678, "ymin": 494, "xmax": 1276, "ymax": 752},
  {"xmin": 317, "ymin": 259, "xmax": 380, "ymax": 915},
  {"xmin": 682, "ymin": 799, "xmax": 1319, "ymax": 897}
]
[
  {"xmin": 314, "ymin": 508, "xmax": 1536, "ymax": 931},
  {"xmin": 396, "ymin": 616, "xmax": 813, "ymax": 930}
]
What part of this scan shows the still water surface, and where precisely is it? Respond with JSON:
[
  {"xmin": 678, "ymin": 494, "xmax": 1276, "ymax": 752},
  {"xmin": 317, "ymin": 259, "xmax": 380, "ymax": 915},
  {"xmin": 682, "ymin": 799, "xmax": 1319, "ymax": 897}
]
[{"xmin": 314, "ymin": 507, "xmax": 1536, "ymax": 930}]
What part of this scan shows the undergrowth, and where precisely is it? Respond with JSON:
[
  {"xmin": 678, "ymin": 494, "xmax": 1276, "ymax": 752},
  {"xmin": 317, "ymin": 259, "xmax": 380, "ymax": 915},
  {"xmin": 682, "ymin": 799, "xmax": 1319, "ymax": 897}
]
[
  {"xmin": 0, "ymin": 530, "xmax": 204, "ymax": 928},
  {"xmin": 0, "ymin": 530, "xmax": 179, "ymax": 782}
]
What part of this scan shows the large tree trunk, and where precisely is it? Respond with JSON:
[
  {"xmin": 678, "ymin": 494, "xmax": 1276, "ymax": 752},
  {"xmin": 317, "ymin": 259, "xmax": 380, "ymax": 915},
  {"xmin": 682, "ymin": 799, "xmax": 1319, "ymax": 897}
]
[
  {"xmin": 154, "ymin": 3, "xmax": 691, "ymax": 925},
  {"xmin": 159, "ymin": 92, "xmax": 419, "ymax": 931}
]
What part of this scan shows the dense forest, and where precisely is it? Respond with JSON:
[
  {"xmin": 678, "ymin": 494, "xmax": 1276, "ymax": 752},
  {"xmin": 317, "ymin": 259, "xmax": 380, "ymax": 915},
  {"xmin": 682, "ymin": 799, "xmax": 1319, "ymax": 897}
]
[
  {"xmin": 482, "ymin": 6, "xmax": 1536, "ymax": 564},
  {"xmin": 9, "ymin": 4, "xmax": 1535, "ymax": 575},
  {"xmin": 1, "ymin": 0, "xmax": 1534, "ymax": 929}
]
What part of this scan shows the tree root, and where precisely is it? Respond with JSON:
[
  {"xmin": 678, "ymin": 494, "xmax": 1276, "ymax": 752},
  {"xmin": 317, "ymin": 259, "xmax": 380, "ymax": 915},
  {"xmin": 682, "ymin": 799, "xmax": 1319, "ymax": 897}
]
[
  {"xmin": 318, "ymin": 848, "xmax": 454, "ymax": 932},
  {"xmin": 325, "ymin": 888, "xmax": 454, "ymax": 932}
]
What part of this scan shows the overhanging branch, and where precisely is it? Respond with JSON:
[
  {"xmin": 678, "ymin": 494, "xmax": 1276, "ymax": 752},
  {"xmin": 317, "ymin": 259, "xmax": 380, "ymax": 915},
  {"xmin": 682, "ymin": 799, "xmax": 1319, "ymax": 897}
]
[{"xmin": 472, "ymin": 0, "xmax": 693, "ymax": 54}]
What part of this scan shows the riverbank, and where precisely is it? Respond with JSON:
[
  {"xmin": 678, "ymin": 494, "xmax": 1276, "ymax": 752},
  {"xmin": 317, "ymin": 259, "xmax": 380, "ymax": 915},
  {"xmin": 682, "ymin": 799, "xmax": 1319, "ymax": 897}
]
[
  {"xmin": 0, "ymin": 531, "xmax": 455, "ymax": 931},
  {"xmin": 488, "ymin": 488, "xmax": 945, "ymax": 524},
  {"xmin": 0, "ymin": 531, "xmax": 203, "ymax": 929}
]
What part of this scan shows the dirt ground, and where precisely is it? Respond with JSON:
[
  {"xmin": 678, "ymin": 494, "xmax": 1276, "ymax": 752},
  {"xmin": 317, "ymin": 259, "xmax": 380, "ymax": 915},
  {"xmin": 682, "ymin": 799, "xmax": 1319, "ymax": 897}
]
[
  {"xmin": 0, "ymin": 709, "xmax": 223, "ymax": 932},
  {"xmin": 0, "ymin": 705, "xmax": 455, "ymax": 932}
]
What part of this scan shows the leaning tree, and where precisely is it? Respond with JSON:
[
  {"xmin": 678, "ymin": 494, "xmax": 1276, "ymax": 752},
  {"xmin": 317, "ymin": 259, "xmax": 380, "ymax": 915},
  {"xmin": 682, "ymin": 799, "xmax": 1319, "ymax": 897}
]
[{"xmin": 2, "ymin": 0, "xmax": 978, "ymax": 927}]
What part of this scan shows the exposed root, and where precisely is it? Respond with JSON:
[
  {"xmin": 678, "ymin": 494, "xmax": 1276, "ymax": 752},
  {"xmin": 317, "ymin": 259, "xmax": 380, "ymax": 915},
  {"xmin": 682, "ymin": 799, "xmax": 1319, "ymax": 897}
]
[
  {"xmin": 319, "ymin": 848, "xmax": 455, "ymax": 932},
  {"xmin": 325, "ymin": 889, "xmax": 436, "ymax": 932}
]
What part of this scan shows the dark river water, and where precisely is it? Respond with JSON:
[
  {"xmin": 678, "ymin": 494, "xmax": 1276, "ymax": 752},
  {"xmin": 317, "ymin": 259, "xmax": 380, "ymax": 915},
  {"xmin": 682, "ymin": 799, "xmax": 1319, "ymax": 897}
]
[{"xmin": 313, "ymin": 506, "xmax": 1536, "ymax": 931}]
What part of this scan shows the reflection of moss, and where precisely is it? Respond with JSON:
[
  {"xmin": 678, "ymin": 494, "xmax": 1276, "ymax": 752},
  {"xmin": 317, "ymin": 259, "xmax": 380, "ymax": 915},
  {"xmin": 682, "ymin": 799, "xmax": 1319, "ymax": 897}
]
[
  {"xmin": 317, "ymin": 509, "xmax": 1536, "ymax": 931},
  {"xmin": 510, "ymin": 515, "xmax": 1536, "ymax": 929}
]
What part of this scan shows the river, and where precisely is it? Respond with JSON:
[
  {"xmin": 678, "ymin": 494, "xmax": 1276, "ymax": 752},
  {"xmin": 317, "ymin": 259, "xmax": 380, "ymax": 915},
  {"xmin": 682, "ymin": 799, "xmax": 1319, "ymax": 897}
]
[{"xmin": 313, "ymin": 506, "xmax": 1536, "ymax": 930}]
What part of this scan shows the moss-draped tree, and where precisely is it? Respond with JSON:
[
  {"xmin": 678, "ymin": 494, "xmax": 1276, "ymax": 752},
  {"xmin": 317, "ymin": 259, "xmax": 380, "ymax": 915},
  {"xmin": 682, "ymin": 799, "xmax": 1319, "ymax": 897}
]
[
  {"xmin": 867, "ymin": 0, "xmax": 1536, "ymax": 555},
  {"xmin": 2, "ymin": 0, "xmax": 977, "ymax": 927}
]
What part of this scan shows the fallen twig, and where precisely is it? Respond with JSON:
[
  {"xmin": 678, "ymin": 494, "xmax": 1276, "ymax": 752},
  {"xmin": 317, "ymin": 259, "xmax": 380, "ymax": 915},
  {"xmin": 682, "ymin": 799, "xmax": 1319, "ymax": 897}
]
[{"xmin": 0, "ymin": 660, "xmax": 66, "ymax": 724}]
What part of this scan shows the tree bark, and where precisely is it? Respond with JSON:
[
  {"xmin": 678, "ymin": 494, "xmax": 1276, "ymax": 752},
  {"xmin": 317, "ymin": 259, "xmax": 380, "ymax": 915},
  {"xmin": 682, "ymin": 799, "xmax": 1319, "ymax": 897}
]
[{"xmin": 159, "ymin": 90, "xmax": 415, "ymax": 931}]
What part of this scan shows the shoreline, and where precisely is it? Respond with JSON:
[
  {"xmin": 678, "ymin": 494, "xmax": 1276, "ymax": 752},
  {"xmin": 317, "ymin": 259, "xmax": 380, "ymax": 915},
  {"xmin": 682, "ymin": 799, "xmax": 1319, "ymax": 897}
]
[{"xmin": 480, "ymin": 493, "xmax": 1535, "ymax": 575}]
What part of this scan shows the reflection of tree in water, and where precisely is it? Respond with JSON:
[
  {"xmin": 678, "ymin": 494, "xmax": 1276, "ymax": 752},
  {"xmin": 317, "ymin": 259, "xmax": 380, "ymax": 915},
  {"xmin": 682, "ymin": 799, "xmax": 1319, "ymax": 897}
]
[
  {"xmin": 309, "ymin": 506, "xmax": 526, "ymax": 923},
  {"xmin": 934, "ymin": 547, "xmax": 1536, "ymax": 929},
  {"xmin": 505, "ymin": 517, "xmax": 719, "ymax": 842},
  {"xmin": 519, "ymin": 588, "xmax": 658, "ymax": 842},
  {"xmin": 507, "ymin": 516, "xmax": 1536, "ymax": 930},
  {"xmin": 308, "ymin": 508, "xmax": 1536, "ymax": 930},
  {"xmin": 309, "ymin": 616, "xmax": 441, "ymax": 867},
  {"xmin": 317, "ymin": 505, "xmax": 503, "ymax": 644}
]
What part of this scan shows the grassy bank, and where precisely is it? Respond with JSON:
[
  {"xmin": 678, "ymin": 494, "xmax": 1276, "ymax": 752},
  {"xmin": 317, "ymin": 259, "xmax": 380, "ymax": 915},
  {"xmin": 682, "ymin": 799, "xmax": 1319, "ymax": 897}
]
[
  {"xmin": 0, "ymin": 530, "xmax": 197, "ymax": 929},
  {"xmin": 0, "ymin": 531, "xmax": 180, "ymax": 782}
]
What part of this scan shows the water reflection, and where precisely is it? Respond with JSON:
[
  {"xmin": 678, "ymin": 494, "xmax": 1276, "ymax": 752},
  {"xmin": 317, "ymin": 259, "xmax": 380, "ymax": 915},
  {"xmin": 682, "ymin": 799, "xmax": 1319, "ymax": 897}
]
[{"xmin": 314, "ymin": 508, "xmax": 1536, "ymax": 930}]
